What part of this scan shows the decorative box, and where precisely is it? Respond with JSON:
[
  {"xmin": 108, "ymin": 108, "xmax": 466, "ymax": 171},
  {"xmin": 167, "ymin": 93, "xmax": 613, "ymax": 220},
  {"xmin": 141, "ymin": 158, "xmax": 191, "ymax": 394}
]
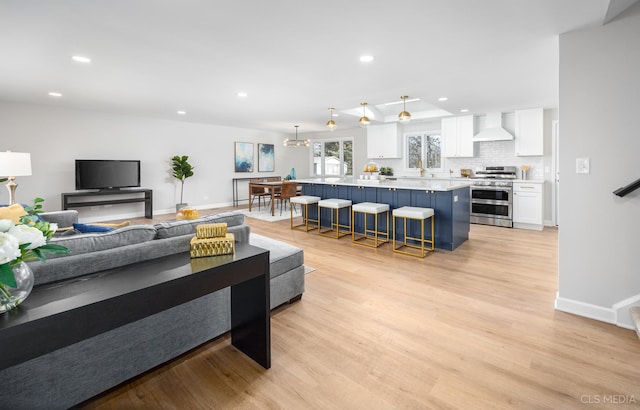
[
  {"xmin": 196, "ymin": 223, "xmax": 227, "ymax": 239},
  {"xmin": 190, "ymin": 233, "xmax": 235, "ymax": 258}
]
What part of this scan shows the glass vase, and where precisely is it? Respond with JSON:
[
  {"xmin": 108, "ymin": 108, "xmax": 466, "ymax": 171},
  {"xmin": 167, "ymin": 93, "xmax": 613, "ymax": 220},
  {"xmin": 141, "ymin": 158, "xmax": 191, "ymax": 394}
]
[{"xmin": 0, "ymin": 262, "xmax": 35, "ymax": 313}]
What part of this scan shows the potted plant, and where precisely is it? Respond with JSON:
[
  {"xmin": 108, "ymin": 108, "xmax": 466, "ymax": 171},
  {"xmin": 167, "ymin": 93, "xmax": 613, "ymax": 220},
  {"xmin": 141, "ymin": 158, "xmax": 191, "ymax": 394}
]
[
  {"xmin": 171, "ymin": 155, "xmax": 194, "ymax": 211},
  {"xmin": 380, "ymin": 166, "xmax": 394, "ymax": 176}
]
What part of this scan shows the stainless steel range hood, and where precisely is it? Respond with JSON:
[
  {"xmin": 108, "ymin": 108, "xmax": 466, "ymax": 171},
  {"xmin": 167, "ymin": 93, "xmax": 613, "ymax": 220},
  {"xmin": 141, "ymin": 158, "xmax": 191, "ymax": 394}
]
[{"xmin": 473, "ymin": 112, "xmax": 514, "ymax": 141}]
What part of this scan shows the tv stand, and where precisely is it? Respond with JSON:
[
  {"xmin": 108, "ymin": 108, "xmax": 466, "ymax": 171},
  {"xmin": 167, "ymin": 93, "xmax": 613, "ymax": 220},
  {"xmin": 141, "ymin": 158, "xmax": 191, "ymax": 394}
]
[{"xmin": 62, "ymin": 189, "xmax": 153, "ymax": 219}]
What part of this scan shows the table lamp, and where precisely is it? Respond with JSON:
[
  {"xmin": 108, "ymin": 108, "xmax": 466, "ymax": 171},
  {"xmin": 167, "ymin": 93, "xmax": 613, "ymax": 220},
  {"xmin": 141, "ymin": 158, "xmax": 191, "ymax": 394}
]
[{"xmin": 0, "ymin": 151, "xmax": 32, "ymax": 205}]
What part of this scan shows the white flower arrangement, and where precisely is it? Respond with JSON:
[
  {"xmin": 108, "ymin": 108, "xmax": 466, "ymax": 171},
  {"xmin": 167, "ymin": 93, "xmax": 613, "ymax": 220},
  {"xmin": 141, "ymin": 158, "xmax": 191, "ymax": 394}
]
[{"xmin": 0, "ymin": 199, "xmax": 68, "ymax": 291}]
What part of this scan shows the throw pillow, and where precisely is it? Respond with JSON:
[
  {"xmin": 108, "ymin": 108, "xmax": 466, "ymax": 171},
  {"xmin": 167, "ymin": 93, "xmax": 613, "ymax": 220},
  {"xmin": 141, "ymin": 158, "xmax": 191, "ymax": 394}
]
[
  {"xmin": 0, "ymin": 203, "xmax": 28, "ymax": 223},
  {"xmin": 72, "ymin": 223, "xmax": 115, "ymax": 233}
]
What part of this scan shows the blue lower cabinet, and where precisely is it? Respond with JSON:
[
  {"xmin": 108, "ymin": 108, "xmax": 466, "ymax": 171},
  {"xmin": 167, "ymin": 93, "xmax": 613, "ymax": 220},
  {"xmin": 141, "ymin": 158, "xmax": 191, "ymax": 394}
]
[
  {"xmin": 434, "ymin": 191, "xmax": 453, "ymax": 250},
  {"xmin": 378, "ymin": 188, "xmax": 411, "ymax": 241},
  {"xmin": 348, "ymin": 186, "xmax": 377, "ymax": 204},
  {"xmin": 324, "ymin": 184, "xmax": 349, "ymax": 200},
  {"xmin": 349, "ymin": 186, "xmax": 377, "ymax": 234},
  {"xmin": 408, "ymin": 190, "xmax": 435, "ymax": 245},
  {"xmin": 302, "ymin": 183, "xmax": 323, "ymax": 198},
  {"xmin": 450, "ymin": 187, "xmax": 470, "ymax": 250},
  {"xmin": 318, "ymin": 184, "xmax": 350, "ymax": 229}
]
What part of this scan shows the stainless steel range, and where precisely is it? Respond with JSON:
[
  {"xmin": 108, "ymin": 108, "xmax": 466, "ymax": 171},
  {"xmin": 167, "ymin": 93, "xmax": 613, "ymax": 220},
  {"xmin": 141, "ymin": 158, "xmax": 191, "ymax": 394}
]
[{"xmin": 470, "ymin": 166, "xmax": 517, "ymax": 228}]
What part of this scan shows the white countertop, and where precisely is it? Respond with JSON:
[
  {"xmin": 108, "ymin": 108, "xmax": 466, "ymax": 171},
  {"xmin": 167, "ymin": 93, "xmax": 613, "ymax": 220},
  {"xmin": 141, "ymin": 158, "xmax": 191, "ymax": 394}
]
[{"xmin": 296, "ymin": 177, "xmax": 471, "ymax": 192}]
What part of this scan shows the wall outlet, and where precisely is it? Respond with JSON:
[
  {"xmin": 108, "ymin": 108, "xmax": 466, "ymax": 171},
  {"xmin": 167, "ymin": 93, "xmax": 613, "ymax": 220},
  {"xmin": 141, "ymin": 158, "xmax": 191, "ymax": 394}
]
[
  {"xmin": 454, "ymin": 195, "xmax": 458, "ymax": 202},
  {"xmin": 576, "ymin": 157, "xmax": 590, "ymax": 174}
]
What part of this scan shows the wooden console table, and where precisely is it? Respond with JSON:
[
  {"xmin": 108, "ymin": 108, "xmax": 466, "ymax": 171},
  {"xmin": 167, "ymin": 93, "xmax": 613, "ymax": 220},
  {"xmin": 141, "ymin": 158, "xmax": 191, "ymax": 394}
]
[
  {"xmin": 61, "ymin": 189, "xmax": 153, "ymax": 218},
  {"xmin": 0, "ymin": 242, "xmax": 271, "ymax": 371}
]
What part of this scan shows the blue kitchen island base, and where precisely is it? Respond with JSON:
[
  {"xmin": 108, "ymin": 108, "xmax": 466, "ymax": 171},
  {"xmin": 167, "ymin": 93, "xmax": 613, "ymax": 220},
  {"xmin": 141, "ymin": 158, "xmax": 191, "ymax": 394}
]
[{"xmin": 301, "ymin": 178, "xmax": 470, "ymax": 251}]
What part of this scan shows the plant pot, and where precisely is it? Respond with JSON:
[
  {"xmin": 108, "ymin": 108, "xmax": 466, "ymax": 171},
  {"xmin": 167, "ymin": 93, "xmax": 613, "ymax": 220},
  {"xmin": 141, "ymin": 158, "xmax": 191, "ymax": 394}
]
[
  {"xmin": 0, "ymin": 262, "xmax": 34, "ymax": 313},
  {"xmin": 176, "ymin": 203, "xmax": 188, "ymax": 212}
]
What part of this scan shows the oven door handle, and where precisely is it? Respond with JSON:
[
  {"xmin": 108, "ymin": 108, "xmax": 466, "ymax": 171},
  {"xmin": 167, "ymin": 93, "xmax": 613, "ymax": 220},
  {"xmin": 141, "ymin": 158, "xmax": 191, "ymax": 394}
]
[
  {"xmin": 471, "ymin": 198, "xmax": 513, "ymax": 206},
  {"xmin": 471, "ymin": 186, "xmax": 513, "ymax": 192}
]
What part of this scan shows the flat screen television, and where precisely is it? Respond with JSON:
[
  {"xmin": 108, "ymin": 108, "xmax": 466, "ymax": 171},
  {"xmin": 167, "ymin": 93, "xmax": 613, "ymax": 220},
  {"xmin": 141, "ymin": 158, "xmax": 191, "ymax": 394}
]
[{"xmin": 75, "ymin": 159, "xmax": 141, "ymax": 190}]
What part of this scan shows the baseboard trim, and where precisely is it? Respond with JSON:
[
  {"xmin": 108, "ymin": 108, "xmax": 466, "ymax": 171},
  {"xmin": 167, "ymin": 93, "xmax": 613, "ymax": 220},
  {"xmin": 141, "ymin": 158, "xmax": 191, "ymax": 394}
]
[
  {"xmin": 612, "ymin": 294, "xmax": 640, "ymax": 329},
  {"xmin": 554, "ymin": 296, "xmax": 616, "ymax": 324},
  {"xmin": 513, "ymin": 222, "xmax": 544, "ymax": 231},
  {"xmin": 555, "ymin": 294, "xmax": 640, "ymax": 329}
]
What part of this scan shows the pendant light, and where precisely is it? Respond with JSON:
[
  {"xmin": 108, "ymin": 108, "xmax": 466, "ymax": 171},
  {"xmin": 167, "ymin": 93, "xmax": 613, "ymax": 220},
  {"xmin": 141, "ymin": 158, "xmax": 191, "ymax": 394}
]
[
  {"xmin": 398, "ymin": 96, "xmax": 411, "ymax": 123},
  {"xmin": 326, "ymin": 107, "xmax": 337, "ymax": 131},
  {"xmin": 359, "ymin": 102, "xmax": 370, "ymax": 128},
  {"xmin": 283, "ymin": 125, "xmax": 310, "ymax": 147}
]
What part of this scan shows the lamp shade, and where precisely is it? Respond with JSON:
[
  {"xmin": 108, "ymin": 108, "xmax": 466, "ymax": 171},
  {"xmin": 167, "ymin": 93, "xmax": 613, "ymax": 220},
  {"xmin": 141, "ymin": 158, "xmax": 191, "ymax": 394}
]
[{"xmin": 0, "ymin": 152, "xmax": 32, "ymax": 177}]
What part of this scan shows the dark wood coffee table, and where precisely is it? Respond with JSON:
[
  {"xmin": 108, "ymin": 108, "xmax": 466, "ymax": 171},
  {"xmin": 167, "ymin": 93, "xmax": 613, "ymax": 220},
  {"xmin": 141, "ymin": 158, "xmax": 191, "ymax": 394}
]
[{"xmin": 0, "ymin": 242, "xmax": 271, "ymax": 370}]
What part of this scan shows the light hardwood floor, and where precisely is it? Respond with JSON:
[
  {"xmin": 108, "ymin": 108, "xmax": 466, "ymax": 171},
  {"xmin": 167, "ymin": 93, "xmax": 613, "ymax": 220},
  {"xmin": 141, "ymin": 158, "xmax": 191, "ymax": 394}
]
[{"xmin": 81, "ymin": 208, "xmax": 640, "ymax": 409}]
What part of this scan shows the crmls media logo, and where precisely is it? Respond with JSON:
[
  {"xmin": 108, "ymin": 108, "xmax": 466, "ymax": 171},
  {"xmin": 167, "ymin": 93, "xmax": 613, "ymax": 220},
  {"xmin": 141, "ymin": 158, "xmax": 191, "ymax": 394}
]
[{"xmin": 581, "ymin": 395, "xmax": 637, "ymax": 405}]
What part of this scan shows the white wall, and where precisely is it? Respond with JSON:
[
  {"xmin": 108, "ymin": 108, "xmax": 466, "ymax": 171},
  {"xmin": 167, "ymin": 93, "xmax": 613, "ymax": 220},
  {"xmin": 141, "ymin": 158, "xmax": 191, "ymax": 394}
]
[
  {"xmin": 0, "ymin": 102, "xmax": 308, "ymax": 221},
  {"xmin": 557, "ymin": 2, "xmax": 640, "ymax": 323}
]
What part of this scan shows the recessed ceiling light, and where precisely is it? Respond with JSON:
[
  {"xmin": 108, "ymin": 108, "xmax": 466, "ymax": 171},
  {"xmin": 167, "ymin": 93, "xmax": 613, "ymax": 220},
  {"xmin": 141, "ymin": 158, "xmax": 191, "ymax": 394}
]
[
  {"xmin": 48, "ymin": 92, "xmax": 63, "ymax": 97},
  {"xmin": 71, "ymin": 55, "xmax": 91, "ymax": 63},
  {"xmin": 177, "ymin": 110, "xmax": 186, "ymax": 115},
  {"xmin": 359, "ymin": 55, "xmax": 374, "ymax": 62},
  {"xmin": 438, "ymin": 97, "xmax": 448, "ymax": 101},
  {"xmin": 237, "ymin": 92, "xmax": 248, "ymax": 97},
  {"xmin": 460, "ymin": 109, "xmax": 469, "ymax": 113}
]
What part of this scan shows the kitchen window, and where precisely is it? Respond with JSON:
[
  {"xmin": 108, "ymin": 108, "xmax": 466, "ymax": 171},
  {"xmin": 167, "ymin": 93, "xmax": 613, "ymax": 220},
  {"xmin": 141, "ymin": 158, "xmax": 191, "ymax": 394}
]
[
  {"xmin": 405, "ymin": 133, "xmax": 442, "ymax": 170},
  {"xmin": 312, "ymin": 138, "xmax": 353, "ymax": 177}
]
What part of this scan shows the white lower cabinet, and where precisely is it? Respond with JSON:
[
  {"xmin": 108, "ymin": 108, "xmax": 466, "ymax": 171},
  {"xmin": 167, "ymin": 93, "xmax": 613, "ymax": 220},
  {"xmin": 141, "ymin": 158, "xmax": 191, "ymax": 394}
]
[{"xmin": 513, "ymin": 182, "xmax": 543, "ymax": 230}]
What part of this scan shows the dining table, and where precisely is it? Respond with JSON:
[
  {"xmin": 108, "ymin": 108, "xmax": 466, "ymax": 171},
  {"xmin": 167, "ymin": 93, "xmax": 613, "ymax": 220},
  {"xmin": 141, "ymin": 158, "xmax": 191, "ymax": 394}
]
[{"xmin": 248, "ymin": 181, "xmax": 299, "ymax": 216}]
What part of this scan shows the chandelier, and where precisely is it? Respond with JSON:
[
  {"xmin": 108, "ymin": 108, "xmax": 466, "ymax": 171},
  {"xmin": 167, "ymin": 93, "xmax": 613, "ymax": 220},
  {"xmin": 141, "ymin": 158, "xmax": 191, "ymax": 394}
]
[{"xmin": 283, "ymin": 125, "xmax": 310, "ymax": 147}]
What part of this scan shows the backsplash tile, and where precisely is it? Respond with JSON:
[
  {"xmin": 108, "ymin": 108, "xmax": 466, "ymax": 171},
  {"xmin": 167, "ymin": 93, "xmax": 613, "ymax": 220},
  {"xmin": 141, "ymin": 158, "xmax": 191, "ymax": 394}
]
[{"xmin": 446, "ymin": 140, "xmax": 544, "ymax": 179}]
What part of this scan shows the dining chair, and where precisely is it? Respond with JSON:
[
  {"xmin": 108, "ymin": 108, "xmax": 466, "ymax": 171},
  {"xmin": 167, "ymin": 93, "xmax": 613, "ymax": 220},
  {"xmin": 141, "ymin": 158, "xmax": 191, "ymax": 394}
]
[
  {"xmin": 277, "ymin": 182, "xmax": 298, "ymax": 215},
  {"xmin": 250, "ymin": 178, "xmax": 269, "ymax": 211}
]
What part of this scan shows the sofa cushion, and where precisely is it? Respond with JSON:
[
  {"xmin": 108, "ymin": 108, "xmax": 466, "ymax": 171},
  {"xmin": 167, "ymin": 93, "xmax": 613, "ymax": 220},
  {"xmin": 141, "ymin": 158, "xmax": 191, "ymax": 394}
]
[
  {"xmin": 249, "ymin": 233, "xmax": 304, "ymax": 279},
  {"xmin": 49, "ymin": 225, "xmax": 157, "ymax": 258},
  {"xmin": 154, "ymin": 211, "xmax": 245, "ymax": 239}
]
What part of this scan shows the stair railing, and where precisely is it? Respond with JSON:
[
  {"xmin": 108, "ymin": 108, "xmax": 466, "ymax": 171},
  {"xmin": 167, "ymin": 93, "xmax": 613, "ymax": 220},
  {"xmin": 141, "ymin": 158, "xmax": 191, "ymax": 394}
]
[{"xmin": 613, "ymin": 177, "xmax": 640, "ymax": 197}]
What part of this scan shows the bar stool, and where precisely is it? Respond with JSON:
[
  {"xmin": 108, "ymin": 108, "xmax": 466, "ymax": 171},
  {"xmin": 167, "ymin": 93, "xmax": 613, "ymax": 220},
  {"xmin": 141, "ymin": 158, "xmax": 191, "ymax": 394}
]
[
  {"xmin": 318, "ymin": 198, "xmax": 352, "ymax": 239},
  {"xmin": 351, "ymin": 202, "xmax": 390, "ymax": 248},
  {"xmin": 392, "ymin": 206, "xmax": 435, "ymax": 257},
  {"xmin": 289, "ymin": 195, "xmax": 321, "ymax": 231}
]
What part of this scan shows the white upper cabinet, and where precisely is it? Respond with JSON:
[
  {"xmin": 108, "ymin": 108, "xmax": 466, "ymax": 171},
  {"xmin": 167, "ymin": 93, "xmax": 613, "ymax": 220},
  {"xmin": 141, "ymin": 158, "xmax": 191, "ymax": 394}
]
[
  {"xmin": 367, "ymin": 123, "xmax": 401, "ymax": 158},
  {"xmin": 515, "ymin": 108, "xmax": 543, "ymax": 156},
  {"xmin": 442, "ymin": 115, "xmax": 474, "ymax": 158}
]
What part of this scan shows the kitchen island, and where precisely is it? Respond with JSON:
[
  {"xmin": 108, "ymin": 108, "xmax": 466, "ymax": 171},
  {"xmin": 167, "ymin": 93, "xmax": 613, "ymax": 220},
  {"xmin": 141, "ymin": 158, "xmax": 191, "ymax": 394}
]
[{"xmin": 298, "ymin": 177, "xmax": 471, "ymax": 251}]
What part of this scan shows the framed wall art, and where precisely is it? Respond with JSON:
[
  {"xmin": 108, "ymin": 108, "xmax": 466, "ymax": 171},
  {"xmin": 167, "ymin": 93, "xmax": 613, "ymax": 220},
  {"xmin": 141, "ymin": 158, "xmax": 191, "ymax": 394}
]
[
  {"xmin": 258, "ymin": 143, "xmax": 275, "ymax": 172},
  {"xmin": 234, "ymin": 142, "xmax": 254, "ymax": 172}
]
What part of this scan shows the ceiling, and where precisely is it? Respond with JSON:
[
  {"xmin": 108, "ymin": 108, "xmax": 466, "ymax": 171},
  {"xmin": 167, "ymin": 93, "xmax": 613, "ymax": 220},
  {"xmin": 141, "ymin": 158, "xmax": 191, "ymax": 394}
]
[{"xmin": 0, "ymin": 0, "xmax": 626, "ymax": 134}]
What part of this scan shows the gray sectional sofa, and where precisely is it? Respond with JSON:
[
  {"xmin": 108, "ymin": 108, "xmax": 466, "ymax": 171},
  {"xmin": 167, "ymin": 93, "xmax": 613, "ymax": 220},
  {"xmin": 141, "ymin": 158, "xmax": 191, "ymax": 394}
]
[{"xmin": 1, "ymin": 210, "xmax": 304, "ymax": 409}]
